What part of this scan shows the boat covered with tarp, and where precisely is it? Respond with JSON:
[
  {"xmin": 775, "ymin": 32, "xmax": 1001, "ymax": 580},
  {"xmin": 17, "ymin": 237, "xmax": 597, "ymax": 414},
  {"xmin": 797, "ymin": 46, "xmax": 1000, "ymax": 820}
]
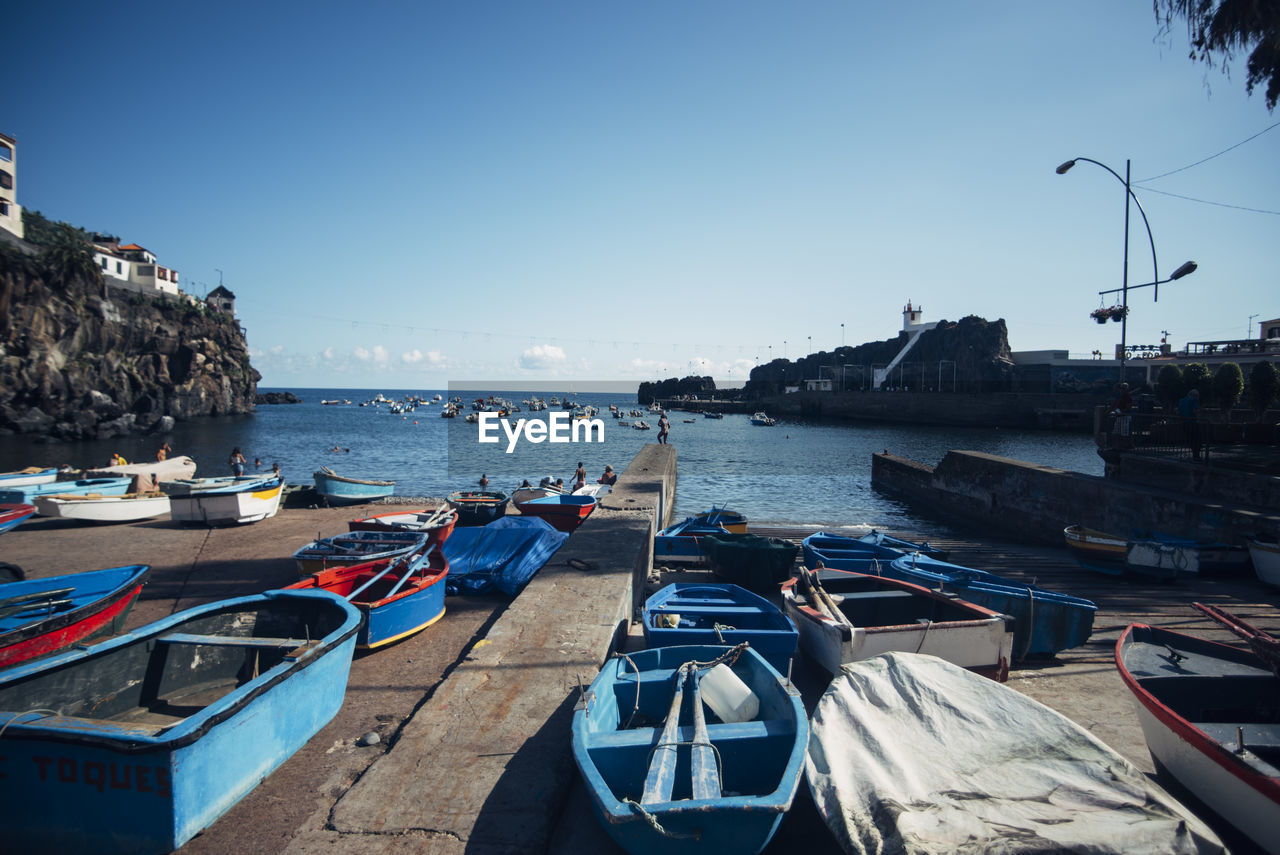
[
  {"xmin": 807, "ymin": 652, "xmax": 1224, "ymax": 855},
  {"xmin": 441, "ymin": 516, "xmax": 568, "ymax": 595}
]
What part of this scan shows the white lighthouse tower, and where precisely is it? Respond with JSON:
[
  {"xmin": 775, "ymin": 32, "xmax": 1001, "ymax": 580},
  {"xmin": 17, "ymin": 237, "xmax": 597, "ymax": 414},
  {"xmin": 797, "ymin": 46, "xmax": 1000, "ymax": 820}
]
[{"xmin": 902, "ymin": 299, "xmax": 925, "ymax": 330}]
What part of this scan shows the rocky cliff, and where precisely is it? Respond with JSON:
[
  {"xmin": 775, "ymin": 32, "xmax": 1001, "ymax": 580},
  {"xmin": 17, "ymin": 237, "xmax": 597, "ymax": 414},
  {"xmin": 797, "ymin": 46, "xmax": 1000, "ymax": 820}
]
[{"xmin": 0, "ymin": 243, "xmax": 259, "ymax": 439}]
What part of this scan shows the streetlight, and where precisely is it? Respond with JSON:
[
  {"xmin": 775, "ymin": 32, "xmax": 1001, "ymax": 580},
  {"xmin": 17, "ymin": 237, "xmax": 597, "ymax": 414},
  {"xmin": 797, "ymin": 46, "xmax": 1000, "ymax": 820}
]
[
  {"xmin": 841, "ymin": 323, "xmax": 845, "ymax": 348},
  {"xmin": 1055, "ymin": 157, "xmax": 1197, "ymax": 383}
]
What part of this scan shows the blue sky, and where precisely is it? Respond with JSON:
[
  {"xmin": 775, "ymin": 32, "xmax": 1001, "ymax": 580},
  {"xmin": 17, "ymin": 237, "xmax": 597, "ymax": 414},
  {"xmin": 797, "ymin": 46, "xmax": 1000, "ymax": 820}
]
[{"xmin": 8, "ymin": 1, "xmax": 1276, "ymax": 388}]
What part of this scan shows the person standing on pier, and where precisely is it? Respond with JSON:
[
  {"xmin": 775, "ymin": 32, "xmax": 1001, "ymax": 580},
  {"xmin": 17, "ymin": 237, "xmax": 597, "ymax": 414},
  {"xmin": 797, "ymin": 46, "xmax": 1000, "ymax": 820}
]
[
  {"xmin": 657, "ymin": 413, "xmax": 670, "ymax": 444},
  {"xmin": 1177, "ymin": 388, "xmax": 1201, "ymax": 460}
]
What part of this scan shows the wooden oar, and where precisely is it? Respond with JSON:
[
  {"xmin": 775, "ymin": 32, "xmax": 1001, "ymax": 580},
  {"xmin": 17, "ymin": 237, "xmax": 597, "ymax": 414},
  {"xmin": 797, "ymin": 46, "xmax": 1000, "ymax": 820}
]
[
  {"xmin": 688, "ymin": 664, "xmax": 721, "ymax": 800},
  {"xmin": 799, "ymin": 566, "xmax": 854, "ymax": 629},
  {"xmin": 345, "ymin": 556, "xmax": 406, "ymax": 602},
  {"xmin": 0, "ymin": 587, "xmax": 75, "ymax": 610},
  {"xmin": 641, "ymin": 664, "xmax": 688, "ymax": 804},
  {"xmin": 384, "ymin": 544, "xmax": 437, "ymax": 599},
  {"xmin": 1194, "ymin": 601, "xmax": 1280, "ymax": 678},
  {"xmin": 0, "ymin": 598, "xmax": 74, "ymax": 619}
]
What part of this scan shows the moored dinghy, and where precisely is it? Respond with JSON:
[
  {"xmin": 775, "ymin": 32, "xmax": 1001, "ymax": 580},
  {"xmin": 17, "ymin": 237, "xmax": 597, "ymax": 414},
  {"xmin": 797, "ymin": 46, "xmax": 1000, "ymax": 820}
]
[
  {"xmin": 34, "ymin": 491, "xmax": 171, "ymax": 523},
  {"xmin": 643, "ymin": 583, "xmax": 798, "ymax": 674},
  {"xmin": 1251, "ymin": 537, "xmax": 1280, "ymax": 586},
  {"xmin": 514, "ymin": 492, "xmax": 597, "ymax": 533},
  {"xmin": 167, "ymin": 474, "xmax": 284, "ymax": 526},
  {"xmin": 0, "ymin": 589, "xmax": 361, "ymax": 855},
  {"xmin": 313, "ymin": 466, "xmax": 395, "ymax": 505},
  {"xmin": 781, "ymin": 566, "xmax": 1013, "ymax": 681},
  {"xmin": 446, "ymin": 490, "xmax": 510, "ymax": 527},
  {"xmin": 292, "ymin": 529, "xmax": 428, "ymax": 575},
  {"xmin": 0, "ymin": 466, "xmax": 57, "ymax": 489},
  {"xmin": 1116, "ymin": 605, "xmax": 1280, "ymax": 854},
  {"xmin": 0, "ymin": 476, "xmax": 134, "ymax": 506},
  {"xmin": 572, "ymin": 643, "xmax": 807, "ymax": 855},
  {"xmin": 807, "ymin": 652, "xmax": 1225, "ymax": 855}
]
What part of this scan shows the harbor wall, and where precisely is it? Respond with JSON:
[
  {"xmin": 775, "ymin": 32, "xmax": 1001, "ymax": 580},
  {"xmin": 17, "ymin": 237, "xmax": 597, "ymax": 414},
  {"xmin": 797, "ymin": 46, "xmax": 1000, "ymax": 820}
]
[
  {"xmin": 1104, "ymin": 453, "xmax": 1280, "ymax": 512},
  {"xmin": 872, "ymin": 450, "xmax": 1280, "ymax": 545}
]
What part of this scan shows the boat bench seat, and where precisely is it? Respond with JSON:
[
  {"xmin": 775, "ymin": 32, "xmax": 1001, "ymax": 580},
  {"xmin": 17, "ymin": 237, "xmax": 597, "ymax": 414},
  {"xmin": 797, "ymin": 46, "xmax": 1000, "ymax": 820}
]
[
  {"xmin": 158, "ymin": 633, "xmax": 321, "ymax": 657},
  {"xmin": 831, "ymin": 590, "xmax": 916, "ymax": 603},
  {"xmin": 591, "ymin": 718, "xmax": 789, "ymax": 749},
  {"xmin": 650, "ymin": 605, "xmax": 768, "ymax": 616}
]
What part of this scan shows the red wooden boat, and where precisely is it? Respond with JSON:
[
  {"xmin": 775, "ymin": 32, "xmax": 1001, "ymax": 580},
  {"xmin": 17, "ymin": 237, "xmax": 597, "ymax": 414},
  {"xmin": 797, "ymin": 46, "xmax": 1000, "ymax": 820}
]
[
  {"xmin": 514, "ymin": 493, "xmax": 596, "ymax": 533},
  {"xmin": 0, "ymin": 502, "xmax": 37, "ymax": 535},
  {"xmin": 347, "ymin": 505, "xmax": 457, "ymax": 546},
  {"xmin": 286, "ymin": 545, "xmax": 448, "ymax": 650},
  {"xmin": 0, "ymin": 564, "xmax": 149, "ymax": 667}
]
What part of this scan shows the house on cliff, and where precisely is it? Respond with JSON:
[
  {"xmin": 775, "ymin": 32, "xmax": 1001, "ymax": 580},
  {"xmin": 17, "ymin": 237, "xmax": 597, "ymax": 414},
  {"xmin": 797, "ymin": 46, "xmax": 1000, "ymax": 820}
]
[
  {"xmin": 91, "ymin": 237, "xmax": 182, "ymax": 298},
  {"xmin": 0, "ymin": 131, "xmax": 23, "ymax": 241},
  {"xmin": 206, "ymin": 285, "xmax": 236, "ymax": 315}
]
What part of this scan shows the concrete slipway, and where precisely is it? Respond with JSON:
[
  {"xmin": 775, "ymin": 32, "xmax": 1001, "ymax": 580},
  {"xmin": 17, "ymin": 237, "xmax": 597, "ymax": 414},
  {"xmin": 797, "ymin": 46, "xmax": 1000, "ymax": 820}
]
[{"xmin": 2, "ymin": 443, "xmax": 1277, "ymax": 854}]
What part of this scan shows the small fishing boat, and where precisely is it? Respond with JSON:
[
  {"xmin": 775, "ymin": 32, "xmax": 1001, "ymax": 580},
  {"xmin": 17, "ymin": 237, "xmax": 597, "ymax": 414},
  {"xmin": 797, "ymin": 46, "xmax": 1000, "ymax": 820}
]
[
  {"xmin": 0, "ymin": 466, "xmax": 57, "ymax": 489},
  {"xmin": 511, "ymin": 484, "xmax": 559, "ymax": 505},
  {"xmin": 0, "ymin": 589, "xmax": 361, "ymax": 855},
  {"xmin": 161, "ymin": 474, "xmax": 278, "ymax": 495},
  {"xmin": 653, "ymin": 517, "xmax": 731, "ymax": 565},
  {"xmin": 1250, "ymin": 537, "xmax": 1280, "ymax": 586},
  {"xmin": 633, "ymin": 420, "xmax": 650, "ymax": 430},
  {"xmin": 0, "ymin": 502, "xmax": 37, "ymax": 534},
  {"xmin": 446, "ymin": 490, "xmax": 510, "ymax": 527},
  {"xmin": 168, "ymin": 475, "xmax": 284, "ymax": 526},
  {"xmin": 701, "ymin": 532, "xmax": 798, "ymax": 594},
  {"xmin": 801, "ymin": 530, "xmax": 940, "ymax": 568},
  {"xmin": 643, "ymin": 583, "xmax": 798, "ymax": 674},
  {"xmin": 0, "ymin": 476, "xmax": 134, "ymax": 506},
  {"xmin": 691, "ymin": 506, "xmax": 748, "ymax": 533},
  {"xmin": 780, "ymin": 567, "xmax": 1013, "ymax": 681},
  {"xmin": 749, "ymin": 412, "xmax": 774, "ymax": 426},
  {"xmin": 312, "ymin": 466, "xmax": 395, "ymax": 505},
  {"xmin": 0, "ymin": 564, "xmax": 149, "ymax": 668},
  {"xmin": 287, "ymin": 544, "xmax": 448, "ymax": 649},
  {"xmin": 347, "ymin": 505, "xmax": 457, "ymax": 544},
  {"xmin": 1117, "ymin": 606, "xmax": 1280, "ymax": 854},
  {"xmin": 292, "ymin": 529, "xmax": 428, "ymax": 575},
  {"xmin": 803, "ymin": 534, "xmax": 1096, "ymax": 658},
  {"xmin": 703, "ymin": 412, "xmax": 724, "ymax": 419},
  {"xmin": 443, "ymin": 516, "xmax": 569, "ymax": 596},
  {"xmin": 34, "ymin": 491, "xmax": 171, "ymax": 523},
  {"xmin": 1125, "ymin": 533, "xmax": 1251, "ymax": 577},
  {"xmin": 514, "ymin": 492, "xmax": 597, "ymax": 533},
  {"xmin": 572, "ymin": 643, "xmax": 807, "ymax": 855},
  {"xmin": 808, "ymin": 653, "xmax": 1224, "ymax": 855},
  {"xmin": 1063, "ymin": 524, "xmax": 1129, "ymax": 575},
  {"xmin": 856, "ymin": 528, "xmax": 948, "ymax": 560}
]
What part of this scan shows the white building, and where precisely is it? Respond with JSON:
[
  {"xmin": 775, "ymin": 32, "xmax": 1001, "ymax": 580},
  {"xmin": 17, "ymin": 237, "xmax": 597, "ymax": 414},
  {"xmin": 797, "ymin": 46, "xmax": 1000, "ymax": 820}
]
[
  {"xmin": 92, "ymin": 238, "xmax": 180, "ymax": 297},
  {"xmin": 0, "ymin": 131, "xmax": 23, "ymax": 240}
]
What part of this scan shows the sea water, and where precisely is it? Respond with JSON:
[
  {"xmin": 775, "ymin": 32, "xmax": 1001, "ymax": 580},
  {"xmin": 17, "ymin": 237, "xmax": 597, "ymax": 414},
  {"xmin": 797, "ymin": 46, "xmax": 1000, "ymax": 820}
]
[{"xmin": 0, "ymin": 387, "xmax": 1103, "ymax": 531}]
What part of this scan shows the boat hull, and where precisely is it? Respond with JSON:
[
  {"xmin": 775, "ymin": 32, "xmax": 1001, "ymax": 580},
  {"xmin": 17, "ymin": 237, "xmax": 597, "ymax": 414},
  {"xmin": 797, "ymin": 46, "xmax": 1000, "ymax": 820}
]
[
  {"xmin": 0, "ymin": 590, "xmax": 361, "ymax": 855},
  {"xmin": 572, "ymin": 644, "xmax": 806, "ymax": 855},
  {"xmin": 780, "ymin": 570, "xmax": 1012, "ymax": 681},
  {"xmin": 0, "ymin": 477, "xmax": 134, "ymax": 506},
  {"xmin": 292, "ymin": 530, "xmax": 428, "ymax": 575},
  {"xmin": 642, "ymin": 583, "xmax": 798, "ymax": 674},
  {"xmin": 0, "ymin": 565, "xmax": 149, "ymax": 668},
  {"xmin": 287, "ymin": 550, "xmax": 448, "ymax": 649},
  {"xmin": 702, "ymin": 533, "xmax": 798, "ymax": 594},
  {"xmin": 0, "ymin": 502, "xmax": 37, "ymax": 534},
  {"xmin": 1063, "ymin": 524, "xmax": 1128, "ymax": 575},
  {"xmin": 313, "ymin": 469, "xmax": 395, "ymax": 505},
  {"xmin": 514, "ymin": 493, "xmax": 596, "ymax": 533},
  {"xmin": 1117, "ymin": 623, "xmax": 1280, "ymax": 854},
  {"xmin": 34, "ymin": 493, "xmax": 171, "ymax": 523},
  {"xmin": 1251, "ymin": 539, "xmax": 1280, "ymax": 586},
  {"xmin": 446, "ymin": 491, "xmax": 510, "ymax": 527},
  {"xmin": 169, "ymin": 479, "xmax": 283, "ymax": 526},
  {"xmin": 0, "ymin": 467, "xmax": 58, "ymax": 488}
]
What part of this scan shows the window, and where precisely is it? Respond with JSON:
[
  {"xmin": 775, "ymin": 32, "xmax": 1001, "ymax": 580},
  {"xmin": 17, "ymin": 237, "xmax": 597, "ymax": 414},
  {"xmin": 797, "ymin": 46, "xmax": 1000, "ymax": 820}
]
[
  {"xmin": 0, "ymin": 200, "xmax": 8, "ymax": 216},
  {"xmin": 116, "ymin": 261, "xmax": 122, "ymax": 274},
  {"xmin": 0, "ymin": 171, "xmax": 11, "ymax": 190},
  {"xmin": 101, "ymin": 257, "xmax": 107, "ymax": 269},
  {"xmin": 137, "ymin": 265, "xmax": 154, "ymax": 276},
  {"xmin": 0, "ymin": 144, "xmax": 10, "ymax": 162}
]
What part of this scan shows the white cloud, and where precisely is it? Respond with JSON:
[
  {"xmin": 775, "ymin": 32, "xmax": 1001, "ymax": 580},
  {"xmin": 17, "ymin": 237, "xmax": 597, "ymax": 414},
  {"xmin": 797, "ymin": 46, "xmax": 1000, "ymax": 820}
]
[
  {"xmin": 518, "ymin": 344, "xmax": 568, "ymax": 371},
  {"xmin": 402, "ymin": 349, "xmax": 424, "ymax": 364}
]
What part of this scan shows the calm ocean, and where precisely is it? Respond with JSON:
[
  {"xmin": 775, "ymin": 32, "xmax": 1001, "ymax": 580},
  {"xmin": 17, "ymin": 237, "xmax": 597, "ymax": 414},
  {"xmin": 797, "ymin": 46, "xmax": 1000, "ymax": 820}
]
[{"xmin": 0, "ymin": 387, "xmax": 1103, "ymax": 532}]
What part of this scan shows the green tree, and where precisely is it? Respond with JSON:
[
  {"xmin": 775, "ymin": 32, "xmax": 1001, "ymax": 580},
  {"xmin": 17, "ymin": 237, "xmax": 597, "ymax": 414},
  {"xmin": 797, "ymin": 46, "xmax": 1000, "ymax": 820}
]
[
  {"xmin": 1156, "ymin": 363, "xmax": 1185, "ymax": 409},
  {"xmin": 39, "ymin": 223, "xmax": 102, "ymax": 290},
  {"xmin": 1155, "ymin": 0, "xmax": 1280, "ymax": 110},
  {"xmin": 1182, "ymin": 362, "xmax": 1212, "ymax": 402},
  {"xmin": 1248, "ymin": 360, "xmax": 1280, "ymax": 419},
  {"xmin": 1213, "ymin": 362, "xmax": 1245, "ymax": 417}
]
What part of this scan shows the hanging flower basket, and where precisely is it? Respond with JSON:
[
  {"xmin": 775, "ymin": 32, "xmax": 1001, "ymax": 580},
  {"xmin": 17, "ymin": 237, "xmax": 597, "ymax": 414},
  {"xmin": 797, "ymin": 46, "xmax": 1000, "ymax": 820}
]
[
  {"xmin": 1108, "ymin": 305, "xmax": 1128, "ymax": 322},
  {"xmin": 1090, "ymin": 308, "xmax": 1109, "ymax": 324}
]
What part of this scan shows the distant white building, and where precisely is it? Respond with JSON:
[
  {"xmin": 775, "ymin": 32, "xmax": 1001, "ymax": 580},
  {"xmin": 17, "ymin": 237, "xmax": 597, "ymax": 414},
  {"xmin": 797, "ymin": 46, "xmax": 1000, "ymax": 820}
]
[
  {"xmin": 0, "ymin": 131, "xmax": 23, "ymax": 240},
  {"xmin": 92, "ymin": 238, "xmax": 180, "ymax": 297}
]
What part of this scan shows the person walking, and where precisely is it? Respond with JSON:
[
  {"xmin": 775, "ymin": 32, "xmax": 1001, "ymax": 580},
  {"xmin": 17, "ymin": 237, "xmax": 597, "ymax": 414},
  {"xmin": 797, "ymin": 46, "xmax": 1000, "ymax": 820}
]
[
  {"xmin": 572, "ymin": 462, "xmax": 586, "ymax": 492},
  {"xmin": 229, "ymin": 447, "xmax": 247, "ymax": 476},
  {"xmin": 1177, "ymin": 388, "xmax": 1201, "ymax": 460}
]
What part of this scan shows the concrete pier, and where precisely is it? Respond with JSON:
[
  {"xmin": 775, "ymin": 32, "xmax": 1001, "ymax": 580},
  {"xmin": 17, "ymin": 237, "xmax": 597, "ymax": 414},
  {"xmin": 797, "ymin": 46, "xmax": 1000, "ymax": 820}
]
[{"xmin": 2, "ymin": 442, "xmax": 1278, "ymax": 854}]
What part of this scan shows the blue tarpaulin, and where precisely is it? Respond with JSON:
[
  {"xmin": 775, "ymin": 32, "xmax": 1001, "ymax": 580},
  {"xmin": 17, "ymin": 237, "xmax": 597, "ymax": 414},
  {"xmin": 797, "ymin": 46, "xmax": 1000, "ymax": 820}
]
[{"xmin": 442, "ymin": 516, "xmax": 569, "ymax": 596}]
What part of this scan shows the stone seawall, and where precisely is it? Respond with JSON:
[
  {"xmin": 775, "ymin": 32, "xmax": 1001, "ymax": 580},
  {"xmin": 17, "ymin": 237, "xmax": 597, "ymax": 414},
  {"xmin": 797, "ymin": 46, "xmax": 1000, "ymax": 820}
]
[{"xmin": 872, "ymin": 450, "xmax": 1280, "ymax": 545}]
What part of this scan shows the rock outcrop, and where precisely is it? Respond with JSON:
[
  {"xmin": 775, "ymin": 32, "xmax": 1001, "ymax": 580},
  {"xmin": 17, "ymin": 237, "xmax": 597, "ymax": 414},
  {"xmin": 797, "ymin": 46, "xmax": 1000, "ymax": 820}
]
[
  {"xmin": 637, "ymin": 375, "xmax": 717, "ymax": 405},
  {"xmin": 0, "ymin": 244, "xmax": 259, "ymax": 439}
]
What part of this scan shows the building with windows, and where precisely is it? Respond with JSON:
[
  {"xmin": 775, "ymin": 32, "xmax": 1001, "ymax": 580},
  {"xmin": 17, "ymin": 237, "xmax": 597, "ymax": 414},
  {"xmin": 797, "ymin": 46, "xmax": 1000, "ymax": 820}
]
[
  {"xmin": 91, "ymin": 237, "xmax": 180, "ymax": 297},
  {"xmin": 206, "ymin": 285, "xmax": 236, "ymax": 315},
  {"xmin": 0, "ymin": 131, "xmax": 23, "ymax": 241}
]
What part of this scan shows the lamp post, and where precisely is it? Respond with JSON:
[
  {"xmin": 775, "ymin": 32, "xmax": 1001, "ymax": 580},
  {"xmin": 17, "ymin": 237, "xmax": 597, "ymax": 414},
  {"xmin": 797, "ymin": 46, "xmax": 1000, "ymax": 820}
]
[
  {"xmin": 841, "ymin": 323, "xmax": 845, "ymax": 348},
  {"xmin": 1055, "ymin": 157, "xmax": 1196, "ymax": 384}
]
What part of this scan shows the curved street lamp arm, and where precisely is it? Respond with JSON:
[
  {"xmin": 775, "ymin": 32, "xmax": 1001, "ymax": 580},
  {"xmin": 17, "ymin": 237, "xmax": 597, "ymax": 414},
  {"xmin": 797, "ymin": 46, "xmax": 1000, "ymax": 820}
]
[{"xmin": 1061, "ymin": 156, "xmax": 1160, "ymax": 297}]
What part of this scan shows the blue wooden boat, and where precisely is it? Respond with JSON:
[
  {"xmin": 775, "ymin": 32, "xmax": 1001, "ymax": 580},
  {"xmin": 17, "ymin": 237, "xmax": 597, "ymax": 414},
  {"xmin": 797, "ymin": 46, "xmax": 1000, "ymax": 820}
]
[
  {"xmin": 653, "ymin": 517, "xmax": 728, "ymax": 565},
  {"xmin": 643, "ymin": 583, "xmax": 798, "ymax": 674},
  {"xmin": 572, "ymin": 644, "xmax": 807, "ymax": 855},
  {"xmin": 0, "ymin": 564, "xmax": 149, "ymax": 668},
  {"xmin": 0, "ymin": 502, "xmax": 36, "ymax": 534},
  {"xmin": 287, "ymin": 544, "xmax": 447, "ymax": 649},
  {"xmin": 0, "ymin": 476, "xmax": 133, "ymax": 505},
  {"xmin": 292, "ymin": 529, "xmax": 428, "ymax": 574},
  {"xmin": 802, "ymin": 532, "xmax": 1096, "ymax": 658},
  {"xmin": 161, "ymin": 474, "xmax": 278, "ymax": 495},
  {"xmin": 856, "ymin": 528, "xmax": 948, "ymax": 560},
  {"xmin": 313, "ymin": 466, "xmax": 395, "ymax": 505},
  {"xmin": 0, "ymin": 589, "xmax": 360, "ymax": 855}
]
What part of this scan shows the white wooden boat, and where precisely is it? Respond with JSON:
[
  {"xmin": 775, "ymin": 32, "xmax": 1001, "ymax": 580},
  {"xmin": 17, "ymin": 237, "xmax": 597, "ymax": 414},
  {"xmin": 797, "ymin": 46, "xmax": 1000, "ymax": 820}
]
[
  {"xmin": 169, "ymin": 476, "xmax": 283, "ymax": 526},
  {"xmin": 781, "ymin": 567, "xmax": 1013, "ymax": 681},
  {"xmin": 1249, "ymin": 538, "xmax": 1280, "ymax": 587},
  {"xmin": 34, "ymin": 492, "xmax": 171, "ymax": 523},
  {"xmin": 809, "ymin": 652, "xmax": 1224, "ymax": 854},
  {"xmin": 1118, "ymin": 614, "xmax": 1280, "ymax": 854}
]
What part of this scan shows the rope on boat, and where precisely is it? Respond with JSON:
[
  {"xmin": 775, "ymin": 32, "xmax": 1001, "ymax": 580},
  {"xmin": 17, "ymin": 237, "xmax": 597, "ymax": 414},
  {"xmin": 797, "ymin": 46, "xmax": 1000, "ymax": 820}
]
[
  {"xmin": 1019, "ymin": 584, "xmax": 1036, "ymax": 661},
  {"xmin": 0, "ymin": 709, "xmax": 58, "ymax": 739},
  {"xmin": 622, "ymin": 797, "xmax": 702, "ymax": 840}
]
